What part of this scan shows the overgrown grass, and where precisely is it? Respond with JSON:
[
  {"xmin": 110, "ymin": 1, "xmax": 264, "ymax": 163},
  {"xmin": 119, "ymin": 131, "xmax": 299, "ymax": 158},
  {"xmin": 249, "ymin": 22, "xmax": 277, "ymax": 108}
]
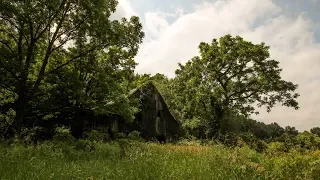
[{"xmin": 1, "ymin": 140, "xmax": 320, "ymax": 179}]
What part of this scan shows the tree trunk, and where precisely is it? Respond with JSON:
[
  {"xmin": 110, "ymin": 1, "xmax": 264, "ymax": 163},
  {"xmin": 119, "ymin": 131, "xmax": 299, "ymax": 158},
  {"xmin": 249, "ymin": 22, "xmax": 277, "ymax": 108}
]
[
  {"xmin": 14, "ymin": 92, "xmax": 27, "ymax": 136},
  {"xmin": 208, "ymin": 96, "xmax": 225, "ymax": 137},
  {"xmin": 13, "ymin": 34, "xmax": 35, "ymax": 136}
]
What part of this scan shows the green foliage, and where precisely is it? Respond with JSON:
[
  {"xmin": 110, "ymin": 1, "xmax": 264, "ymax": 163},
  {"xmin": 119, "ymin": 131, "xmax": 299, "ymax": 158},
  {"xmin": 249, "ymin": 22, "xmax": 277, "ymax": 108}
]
[
  {"xmin": 181, "ymin": 117, "xmax": 206, "ymax": 138},
  {"xmin": 127, "ymin": 130, "xmax": 141, "ymax": 141},
  {"xmin": 311, "ymin": 127, "xmax": 320, "ymax": 137},
  {"xmin": 52, "ymin": 126, "xmax": 74, "ymax": 143},
  {"xmin": 284, "ymin": 126, "xmax": 299, "ymax": 136},
  {"xmin": 0, "ymin": 108, "xmax": 15, "ymax": 138},
  {"xmin": 18, "ymin": 126, "xmax": 47, "ymax": 145},
  {"xmin": 253, "ymin": 140, "xmax": 268, "ymax": 153},
  {"xmin": 85, "ymin": 130, "xmax": 109, "ymax": 142},
  {"xmin": 117, "ymin": 132, "xmax": 127, "ymax": 139},
  {"xmin": 295, "ymin": 131, "xmax": 320, "ymax": 150},
  {"xmin": 281, "ymin": 133, "xmax": 298, "ymax": 152},
  {"xmin": 74, "ymin": 139, "xmax": 96, "ymax": 152},
  {"xmin": 267, "ymin": 142, "xmax": 287, "ymax": 154}
]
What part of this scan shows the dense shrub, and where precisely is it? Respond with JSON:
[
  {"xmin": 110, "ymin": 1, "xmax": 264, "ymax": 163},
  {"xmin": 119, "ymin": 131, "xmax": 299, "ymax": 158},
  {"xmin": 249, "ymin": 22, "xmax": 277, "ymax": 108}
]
[
  {"xmin": 85, "ymin": 130, "xmax": 109, "ymax": 142},
  {"xmin": 253, "ymin": 140, "xmax": 268, "ymax": 153},
  {"xmin": 74, "ymin": 139, "xmax": 96, "ymax": 151},
  {"xmin": 19, "ymin": 126, "xmax": 48, "ymax": 145},
  {"xmin": 117, "ymin": 132, "xmax": 126, "ymax": 139},
  {"xmin": 0, "ymin": 109, "xmax": 15, "ymax": 139},
  {"xmin": 295, "ymin": 131, "xmax": 320, "ymax": 151},
  {"xmin": 267, "ymin": 142, "xmax": 287, "ymax": 154},
  {"xmin": 127, "ymin": 130, "xmax": 142, "ymax": 141},
  {"xmin": 52, "ymin": 126, "xmax": 74, "ymax": 143},
  {"xmin": 311, "ymin": 127, "xmax": 320, "ymax": 137}
]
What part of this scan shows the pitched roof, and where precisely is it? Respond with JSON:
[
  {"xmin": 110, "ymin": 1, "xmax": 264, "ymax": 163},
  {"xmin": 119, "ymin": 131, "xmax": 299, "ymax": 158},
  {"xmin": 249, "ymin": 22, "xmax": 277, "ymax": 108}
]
[
  {"xmin": 107, "ymin": 80, "xmax": 179, "ymax": 125},
  {"xmin": 132, "ymin": 81, "xmax": 179, "ymax": 125},
  {"xmin": 128, "ymin": 80, "xmax": 153, "ymax": 96}
]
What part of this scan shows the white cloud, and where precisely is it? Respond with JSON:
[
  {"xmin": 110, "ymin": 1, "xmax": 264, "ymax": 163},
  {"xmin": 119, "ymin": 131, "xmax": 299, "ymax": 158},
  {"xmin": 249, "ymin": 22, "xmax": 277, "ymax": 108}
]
[
  {"xmin": 144, "ymin": 12, "xmax": 170, "ymax": 39},
  {"xmin": 143, "ymin": 8, "xmax": 185, "ymax": 39},
  {"xmin": 134, "ymin": 0, "xmax": 320, "ymax": 131},
  {"xmin": 136, "ymin": 0, "xmax": 281, "ymax": 76}
]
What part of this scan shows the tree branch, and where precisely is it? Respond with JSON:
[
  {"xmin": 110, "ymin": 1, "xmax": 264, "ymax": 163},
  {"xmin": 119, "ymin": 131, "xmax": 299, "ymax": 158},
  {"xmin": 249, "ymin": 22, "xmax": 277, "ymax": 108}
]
[
  {"xmin": 229, "ymin": 83, "xmax": 263, "ymax": 101},
  {"xmin": 29, "ymin": 2, "xmax": 71, "ymax": 97},
  {"xmin": 34, "ymin": 0, "xmax": 68, "ymax": 41},
  {"xmin": 0, "ymin": 15, "xmax": 20, "ymax": 32},
  {"xmin": 50, "ymin": 14, "xmax": 89, "ymax": 52},
  {"xmin": 46, "ymin": 45, "xmax": 99, "ymax": 75},
  {"xmin": 0, "ymin": 40, "xmax": 14, "ymax": 52},
  {"xmin": 0, "ymin": 28, "xmax": 18, "ymax": 43},
  {"xmin": 0, "ymin": 83, "xmax": 15, "ymax": 93},
  {"xmin": 0, "ymin": 60, "xmax": 19, "ymax": 80}
]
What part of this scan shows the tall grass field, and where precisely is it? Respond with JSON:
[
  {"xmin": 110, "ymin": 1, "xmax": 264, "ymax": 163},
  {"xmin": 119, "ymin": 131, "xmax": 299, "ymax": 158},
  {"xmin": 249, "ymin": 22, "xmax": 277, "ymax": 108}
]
[{"xmin": 1, "ymin": 140, "xmax": 320, "ymax": 180}]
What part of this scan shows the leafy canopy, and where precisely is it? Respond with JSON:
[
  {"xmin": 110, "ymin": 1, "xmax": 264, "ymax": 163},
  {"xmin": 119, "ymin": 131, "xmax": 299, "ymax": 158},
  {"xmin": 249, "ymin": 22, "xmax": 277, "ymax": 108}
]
[
  {"xmin": 0, "ymin": 0, "xmax": 144, "ymax": 134},
  {"xmin": 175, "ymin": 34, "xmax": 299, "ymax": 117}
]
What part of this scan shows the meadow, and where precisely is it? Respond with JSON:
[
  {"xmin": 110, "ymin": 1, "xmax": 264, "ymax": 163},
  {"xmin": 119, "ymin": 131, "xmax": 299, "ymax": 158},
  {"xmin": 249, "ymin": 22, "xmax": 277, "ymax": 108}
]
[{"xmin": 1, "ymin": 139, "xmax": 320, "ymax": 180}]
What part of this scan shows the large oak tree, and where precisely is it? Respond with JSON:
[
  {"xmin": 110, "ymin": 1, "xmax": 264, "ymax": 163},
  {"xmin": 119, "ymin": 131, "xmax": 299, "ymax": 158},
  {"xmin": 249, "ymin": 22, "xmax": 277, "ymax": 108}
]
[{"xmin": 173, "ymin": 34, "xmax": 299, "ymax": 136}]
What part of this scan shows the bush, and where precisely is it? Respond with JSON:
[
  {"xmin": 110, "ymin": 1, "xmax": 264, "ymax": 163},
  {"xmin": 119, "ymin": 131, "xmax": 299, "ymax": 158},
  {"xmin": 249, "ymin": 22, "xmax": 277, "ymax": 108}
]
[
  {"xmin": 116, "ymin": 132, "xmax": 126, "ymax": 139},
  {"xmin": 267, "ymin": 142, "xmax": 287, "ymax": 154},
  {"xmin": 19, "ymin": 126, "xmax": 47, "ymax": 145},
  {"xmin": 127, "ymin": 131, "xmax": 142, "ymax": 141},
  {"xmin": 52, "ymin": 126, "xmax": 74, "ymax": 143},
  {"xmin": 216, "ymin": 132, "xmax": 238, "ymax": 147},
  {"xmin": 310, "ymin": 127, "xmax": 320, "ymax": 137},
  {"xmin": 75, "ymin": 139, "xmax": 96, "ymax": 151},
  {"xmin": 85, "ymin": 130, "xmax": 109, "ymax": 142},
  {"xmin": 0, "ymin": 108, "xmax": 15, "ymax": 139},
  {"xmin": 295, "ymin": 131, "xmax": 320, "ymax": 150},
  {"xmin": 254, "ymin": 140, "xmax": 268, "ymax": 153}
]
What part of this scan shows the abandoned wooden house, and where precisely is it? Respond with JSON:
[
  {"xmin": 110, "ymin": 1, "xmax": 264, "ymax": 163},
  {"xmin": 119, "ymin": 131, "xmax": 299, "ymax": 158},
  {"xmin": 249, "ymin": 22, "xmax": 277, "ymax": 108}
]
[{"xmin": 71, "ymin": 81, "xmax": 180, "ymax": 142}]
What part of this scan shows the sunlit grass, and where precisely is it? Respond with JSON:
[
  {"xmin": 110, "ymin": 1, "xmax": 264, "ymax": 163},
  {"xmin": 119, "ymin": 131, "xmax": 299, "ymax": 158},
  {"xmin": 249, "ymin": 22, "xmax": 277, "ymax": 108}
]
[{"xmin": 0, "ymin": 141, "xmax": 320, "ymax": 179}]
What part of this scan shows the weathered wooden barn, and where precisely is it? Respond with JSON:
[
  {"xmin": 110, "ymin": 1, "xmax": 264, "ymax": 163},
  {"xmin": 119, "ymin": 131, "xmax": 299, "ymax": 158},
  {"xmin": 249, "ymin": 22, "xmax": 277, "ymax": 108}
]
[{"xmin": 72, "ymin": 81, "xmax": 179, "ymax": 142}]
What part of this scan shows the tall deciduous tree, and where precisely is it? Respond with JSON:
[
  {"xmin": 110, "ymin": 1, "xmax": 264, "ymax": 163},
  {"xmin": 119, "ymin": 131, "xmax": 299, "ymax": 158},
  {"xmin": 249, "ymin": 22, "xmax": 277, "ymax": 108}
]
[
  {"xmin": 284, "ymin": 126, "xmax": 299, "ymax": 136},
  {"xmin": 311, "ymin": 127, "xmax": 320, "ymax": 137},
  {"xmin": 0, "ymin": 0, "xmax": 144, "ymax": 134},
  {"xmin": 174, "ymin": 34, "xmax": 299, "ymax": 136}
]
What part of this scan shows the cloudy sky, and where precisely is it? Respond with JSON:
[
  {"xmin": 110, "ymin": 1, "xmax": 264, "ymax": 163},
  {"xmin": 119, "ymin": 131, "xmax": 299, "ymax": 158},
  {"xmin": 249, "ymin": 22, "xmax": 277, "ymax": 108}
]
[{"xmin": 114, "ymin": 0, "xmax": 320, "ymax": 131}]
